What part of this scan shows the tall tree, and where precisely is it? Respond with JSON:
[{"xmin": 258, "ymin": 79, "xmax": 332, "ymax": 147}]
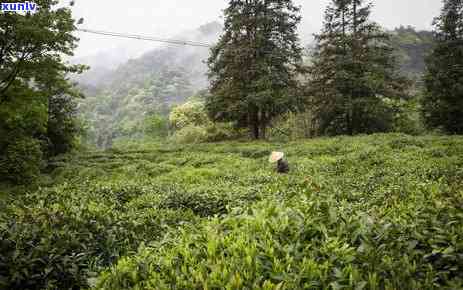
[
  {"xmin": 308, "ymin": 0, "xmax": 409, "ymax": 135},
  {"xmin": 207, "ymin": 0, "xmax": 303, "ymax": 139},
  {"xmin": 0, "ymin": 0, "xmax": 84, "ymax": 183},
  {"xmin": 422, "ymin": 0, "xmax": 463, "ymax": 134}
]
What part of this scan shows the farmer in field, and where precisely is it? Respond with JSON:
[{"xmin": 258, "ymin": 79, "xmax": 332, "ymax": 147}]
[{"xmin": 269, "ymin": 151, "xmax": 289, "ymax": 174}]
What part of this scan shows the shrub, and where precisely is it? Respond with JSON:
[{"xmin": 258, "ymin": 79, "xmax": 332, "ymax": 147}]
[
  {"xmin": 268, "ymin": 111, "xmax": 317, "ymax": 141},
  {"xmin": 142, "ymin": 114, "xmax": 169, "ymax": 138},
  {"xmin": 349, "ymin": 98, "xmax": 395, "ymax": 134},
  {"xmin": 159, "ymin": 189, "xmax": 229, "ymax": 217},
  {"xmin": 170, "ymin": 100, "xmax": 240, "ymax": 143},
  {"xmin": 0, "ymin": 137, "xmax": 43, "ymax": 184},
  {"xmin": 0, "ymin": 183, "xmax": 198, "ymax": 290},
  {"xmin": 171, "ymin": 125, "xmax": 208, "ymax": 143},
  {"xmin": 205, "ymin": 122, "xmax": 240, "ymax": 142},
  {"xmin": 169, "ymin": 100, "xmax": 209, "ymax": 130},
  {"xmin": 384, "ymin": 97, "xmax": 425, "ymax": 135},
  {"xmin": 94, "ymin": 198, "xmax": 463, "ymax": 290}
]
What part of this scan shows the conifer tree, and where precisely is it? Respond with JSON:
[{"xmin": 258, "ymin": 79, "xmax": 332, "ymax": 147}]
[
  {"xmin": 309, "ymin": 0, "xmax": 409, "ymax": 135},
  {"xmin": 207, "ymin": 0, "xmax": 303, "ymax": 139},
  {"xmin": 422, "ymin": 0, "xmax": 463, "ymax": 133}
]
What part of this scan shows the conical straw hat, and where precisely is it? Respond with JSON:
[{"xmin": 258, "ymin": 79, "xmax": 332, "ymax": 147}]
[{"xmin": 269, "ymin": 151, "xmax": 284, "ymax": 163}]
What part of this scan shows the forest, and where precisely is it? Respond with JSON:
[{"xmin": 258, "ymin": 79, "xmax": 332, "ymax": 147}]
[{"xmin": 0, "ymin": 0, "xmax": 462, "ymax": 289}]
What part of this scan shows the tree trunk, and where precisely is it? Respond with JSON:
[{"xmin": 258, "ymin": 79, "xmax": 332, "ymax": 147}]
[
  {"xmin": 341, "ymin": 7, "xmax": 353, "ymax": 135},
  {"xmin": 259, "ymin": 109, "xmax": 267, "ymax": 140},
  {"xmin": 349, "ymin": 0, "xmax": 358, "ymax": 136},
  {"xmin": 261, "ymin": 123, "xmax": 266, "ymax": 140},
  {"xmin": 252, "ymin": 122, "xmax": 259, "ymax": 139},
  {"xmin": 347, "ymin": 96, "xmax": 353, "ymax": 135},
  {"xmin": 249, "ymin": 105, "xmax": 260, "ymax": 139}
]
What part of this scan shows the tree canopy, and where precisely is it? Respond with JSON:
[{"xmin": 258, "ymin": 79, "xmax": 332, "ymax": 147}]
[
  {"xmin": 308, "ymin": 0, "xmax": 410, "ymax": 135},
  {"xmin": 422, "ymin": 0, "xmax": 463, "ymax": 134},
  {"xmin": 0, "ymin": 0, "xmax": 84, "ymax": 183},
  {"xmin": 207, "ymin": 0, "xmax": 304, "ymax": 139}
]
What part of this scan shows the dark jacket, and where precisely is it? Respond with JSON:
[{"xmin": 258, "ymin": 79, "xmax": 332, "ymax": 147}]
[{"xmin": 277, "ymin": 159, "xmax": 289, "ymax": 173}]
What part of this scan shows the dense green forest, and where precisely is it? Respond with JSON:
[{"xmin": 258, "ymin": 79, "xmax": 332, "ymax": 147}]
[{"xmin": 1, "ymin": 0, "xmax": 462, "ymax": 289}]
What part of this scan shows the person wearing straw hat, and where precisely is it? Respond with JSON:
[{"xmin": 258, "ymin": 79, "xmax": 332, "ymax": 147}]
[{"xmin": 269, "ymin": 151, "xmax": 289, "ymax": 173}]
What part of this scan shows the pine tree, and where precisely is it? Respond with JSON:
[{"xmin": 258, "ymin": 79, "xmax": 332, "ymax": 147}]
[
  {"xmin": 422, "ymin": 0, "xmax": 463, "ymax": 134},
  {"xmin": 309, "ymin": 0, "xmax": 409, "ymax": 135},
  {"xmin": 207, "ymin": 0, "xmax": 303, "ymax": 139}
]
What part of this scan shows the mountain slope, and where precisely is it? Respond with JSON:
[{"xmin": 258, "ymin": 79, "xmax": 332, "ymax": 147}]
[
  {"xmin": 390, "ymin": 26, "xmax": 435, "ymax": 78},
  {"xmin": 77, "ymin": 22, "xmax": 222, "ymax": 147}
]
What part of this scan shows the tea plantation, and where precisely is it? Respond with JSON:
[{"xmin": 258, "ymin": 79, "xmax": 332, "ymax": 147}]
[{"xmin": 1, "ymin": 134, "xmax": 462, "ymax": 289}]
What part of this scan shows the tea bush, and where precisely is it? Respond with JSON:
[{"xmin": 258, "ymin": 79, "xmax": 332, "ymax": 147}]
[
  {"xmin": 94, "ymin": 199, "xmax": 463, "ymax": 289},
  {"xmin": 0, "ymin": 183, "xmax": 199, "ymax": 290},
  {"xmin": 1, "ymin": 134, "xmax": 462, "ymax": 289},
  {"xmin": 93, "ymin": 134, "xmax": 463, "ymax": 290}
]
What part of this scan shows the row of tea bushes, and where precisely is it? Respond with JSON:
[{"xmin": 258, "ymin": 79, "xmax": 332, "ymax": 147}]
[
  {"xmin": 93, "ymin": 134, "xmax": 463, "ymax": 289},
  {"xmin": 1, "ymin": 134, "xmax": 462, "ymax": 289},
  {"xmin": 0, "ymin": 158, "xmax": 274, "ymax": 290},
  {"xmin": 95, "ymin": 196, "xmax": 463, "ymax": 289},
  {"xmin": 0, "ymin": 182, "xmax": 200, "ymax": 289}
]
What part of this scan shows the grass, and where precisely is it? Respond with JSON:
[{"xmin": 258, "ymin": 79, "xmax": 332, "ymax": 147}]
[{"xmin": 1, "ymin": 133, "xmax": 463, "ymax": 289}]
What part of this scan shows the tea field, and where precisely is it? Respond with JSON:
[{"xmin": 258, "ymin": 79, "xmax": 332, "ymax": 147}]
[{"xmin": 1, "ymin": 134, "xmax": 463, "ymax": 289}]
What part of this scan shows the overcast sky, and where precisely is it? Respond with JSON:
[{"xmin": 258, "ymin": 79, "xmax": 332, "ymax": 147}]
[{"xmin": 69, "ymin": 0, "xmax": 443, "ymax": 58}]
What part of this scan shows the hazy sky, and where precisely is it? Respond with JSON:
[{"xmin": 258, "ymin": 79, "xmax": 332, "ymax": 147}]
[{"xmin": 70, "ymin": 0, "xmax": 443, "ymax": 58}]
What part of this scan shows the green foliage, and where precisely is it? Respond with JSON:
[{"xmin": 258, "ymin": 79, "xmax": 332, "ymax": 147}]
[
  {"xmin": 171, "ymin": 125, "xmax": 209, "ymax": 144},
  {"xmin": 79, "ymin": 68, "xmax": 196, "ymax": 148},
  {"xmin": 87, "ymin": 134, "xmax": 463, "ymax": 289},
  {"xmin": 266, "ymin": 113, "xmax": 310, "ymax": 141},
  {"xmin": 76, "ymin": 21, "xmax": 225, "ymax": 147},
  {"xmin": 308, "ymin": 0, "xmax": 411, "ymax": 136},
  {"xmin": 0, "ymin": 137, "xmax": 43, "ymax": 184},
  {"xmin": 0, "ymin": 181, "xmax": 199, "ymax": 290},
  {"xmin": 422, "ymin": 0, "xmax": 463, "ymax": 134},
  {"xmin": 207, "ymin": 0, "xmax": 304, "ymax": 139},
  {"xmin": 384, "ymin": 97, "xmax": 426, "ymax": 135},
  {"xmin": 0, "ymin": 0, "xmax": 85, "ymax": 183},
  {"xmin": 169, "ymin": 100, "xmax": 210, "ymax": 130},
  {"xmin": 47, "ymin": 94, "xmax": 81, "ymax": 155},
  {"xmin": 0, "ymin": 0, "xmax": 81, "ymax": 104},
  {"xmin": 205, "ymin": 122, "xmax": 241, "ymax": 142},
  {"xmin": 143, "ymin": 114, "xmax": 169, "ymax": 139},
  {"xmin": 1, "ymin": 135, "xmax": 463, "ymax": 289},
  {"xmin": 1, "ymin": 2, "xmax": 463, "ymax": 289},
  {"xmin": 169, "ymin": 100, "xmax": 241, "ymax": 143},
  {"xmin": 169, "ymin": 100, "xmax": 211, "ymax": 143},
  {"xmin": 159, "ymin": 188, "xmax": 229, "ymax": 217},
  {"xmin": 0, "ymin": 141, "xmax": 274, "ymax": 289}
]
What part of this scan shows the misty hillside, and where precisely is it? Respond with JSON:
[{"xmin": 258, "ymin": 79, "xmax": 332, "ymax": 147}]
[
  {"xmin": 77, "ymin": 24, "xmax": 435, "ymax": 148},
  {"xmin": 79, "ymin": 24, "xmax": 434, "ymax": 94},
  {"xmin": 78, "ymin": 22, "xmax": 222, "ymax": 147},
  {"xmin": 72, "ymin": 47, "xmax": 146, "ymax": 89},
  {"xmin": 77, "ymin": 22, "xmax": 221, "ymax": 92},
  {"xmin": 390, "ymin": 26, "xmax": 435, "ymax": 78}
]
